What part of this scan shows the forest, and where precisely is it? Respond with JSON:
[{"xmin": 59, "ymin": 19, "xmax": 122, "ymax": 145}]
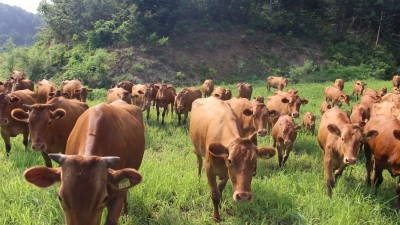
[{"xmin": 0, "ymin": 0, "xmax": 400, "ymax": 87}]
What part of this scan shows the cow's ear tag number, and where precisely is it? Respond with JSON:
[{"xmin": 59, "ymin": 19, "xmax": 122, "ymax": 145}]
[{"xmin": 118, "ymin": 178, "xmax": 130, "ymax": 189}]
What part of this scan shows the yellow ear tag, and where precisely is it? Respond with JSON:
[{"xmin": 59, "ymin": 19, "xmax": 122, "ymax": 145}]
[{"xmin": 118, "ymin": 178, "xmax": 131, "ymax": 189}]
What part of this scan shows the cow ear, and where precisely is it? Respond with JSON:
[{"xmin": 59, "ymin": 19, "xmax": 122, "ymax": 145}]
[
  {"xmin": 10, "ymin": 96, "xmax": 20, "ymax": 104},
  {"xmin": 267, "ymin": 110, "xmax": 278, "ymax": 117},
  {"xmin": 327, "ymin": 124, "xmax": 341, "ymax": 136},
  {"xmin": 242, "ymin": 109, "xmax": 253, "ymax": 116},
  {"xmin": 24, "ymin": 166, "xmax": 61, "ymax": 188},
  {"xmin": 357, "ymin": 121, "xmax": 366, "ymax": 127},
  {"xmin": 108, "ymin": 168, "xmax": 142, "ymax": 191},
  {"xmin": 393, "ymin": 130, "xmax": 400, "ymax": 140},
  {"xmin": 256, "ymin": 147, "xmax": 275, "ymax": 159},
  {"xmin": 11, "ymin": 109, "xmax": 29, "ymax": 123},
  {"xmin": 301, "ymin": 99, "xmax": 309, "ymax": 105},
  {"xmin": 363, "ymin": 130, "xmax": 378, "ymax": 141},
  {"xmin": 51, "ymin": 109, "xmax": 66, "ymax": 120},
  {"xmin": 214, "ymin": 93, "xmax": 221, "ymax": 98},
  {"xmin": 281, "ymin": 98, "xmax": 289, "ymax": 103},
  {"xmin": 74, "ymin": 89, "xmax": 81, "ymax": 93},
  {"xmin": 208, "ymin": 143, "xmax": 229, "ymax": 158},
  {"xmin": 48, "ymin": 92, "xmax": 55, "ymax": 97},
  {"xmin": 138, "ymin": 90, "xmax": 144, "ymax": 95}
]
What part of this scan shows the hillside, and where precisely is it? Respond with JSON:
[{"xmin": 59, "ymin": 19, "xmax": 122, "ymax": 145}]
[{"xmin": 0, "ymin": 3, "xmax": 43, "ymax": 47}]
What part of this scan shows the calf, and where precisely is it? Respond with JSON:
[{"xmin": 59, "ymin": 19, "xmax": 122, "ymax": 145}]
[
  {"xmin": 155, "ymin": 84, "xmax": 176, "ymax": 124},
  {"xmin": 267, "ymin": 76, "xmax": 288, "ymax": 91},
  {"xmin": 302, "ymin": 112, "xmax": 316, "ymax": 135},
  {"xmin": 24, "ymin": 100, "xmax": 144, "ymax": 225},
  {"xmin": 363, "ymin": 115, "xmax": 400, "ymax": 207},
  {"xmin": 237, "ymin": 82, "xmax": 253, "ymax": 99},
  {"xmin": 333, "ymin": 79, "xmax": 344, "ymax": 90},
  {"xmin": 37, "ymin": 79, "xmax": 58, "ymax": 103},
  {"xmin": 202, "ymin": 79, "xmax": 214, "ymax": 98},
  {"xmin": 11, "ymin": 97, "xmax": 88, "ymax": 167},
  {"xmin": 392, "ymin": 74, "xmax": 400, "ymax": 87},
  {"xmin": 352, "ymin": 81, "xmax": 366, "ymax": 101},
  {"xmin": 320, "ymin": 101, "xmax": 332, "ymax": 115},
  {"xmin": 174, "ymin": 87, "xmax": 201, "ymax": 125},
  {"xmin": 350, "ymin": 103, "xmax": 370, "ymax": 124},
  {"xmin": 317, "ymin": 107, "xmax": 377, "ymax": 197},
  {"xmin": 272, "ymin": 115, "xmax": 301, "ymax": 167},
  {"xmin": 0, "ymin": 90, "xmax": 39, "ymax": 155},
  {"xmin": 61, "ymin": 79, "xmax": 93, "ymax": 102},
  {"xmin": 190, "ymin": 97, "xmax": 275, "ymax": 222},
  {"xmin": 324, "ymin": 86, "xmax": 350, "ymax": 108}
]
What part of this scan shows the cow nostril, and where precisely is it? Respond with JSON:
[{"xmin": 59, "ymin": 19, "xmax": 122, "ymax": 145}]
[
  {"xmin": 344, "ymin": 157, "xmax": 356, "ymax": 165},
  {"xmin": 258, "ymin": 129, "xmax": 267, "ymax": 136}
]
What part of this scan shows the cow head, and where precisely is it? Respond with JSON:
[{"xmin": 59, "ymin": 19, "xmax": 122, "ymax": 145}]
[
  {"xmin": 320, "ymin": 102, "xmax": 332, "ymax": 115},
  {"xmin": 379, "ymin": 87, "xmax": 387, "ymax": 96},
  {"xmin": 253, "ymin": 96, "xmax": 264, "ymax": 104},
  {"xmin": 11, "ymin": 77, "xmax": 22, "ymax": 91},
  {"xmin": 281, "ymin": 95, "xmax": 308, "ymax": 118},
  {"xmin": 11, "ymin": 104, "xmax": 66, "ymax": 151},
  {"xmin": 327, "ymin": 123, "xmax": 378, "ymax": 165},
  {"xmin": 339, "ymin": 94, "xmax": 350, "ymax": 106},
  {"xmin": 117, "ymin": 91, "xmax": 132, "ymax": 104},
  {"xmin": 354, "ymin": 81, "xmax": 366, "ymax": 94},
  {"xmin": 48, "ymin": 90, "xmax": 70, "ymax": 102},
  {"xmin": 3, "ymin": 79, "xmax": 13, "ymax": 94},
  {"xmin": 278, "ymin": 121, "xmax": 301, "ymax": 145},
  {"xmin": 208, "ymin": 139, "xmax": 275, "ymax": 202},
  {"xmin": 117, "ymin": 81, "xmax": 134, "ymax": 93},
  {"xmin": 175, "ymin": 89, "xmax": 189, "ymax": 112},
  {"xmin": 0, "ymin": 93, "xmax": 20, "ymax": 125},
  {"xmin": 334, "ymin": 79, "xmax": 344, "ymax": 90},
  {"xmin": 24, "ymin": 154, "xmax": 142, "ymax": 225},
  {"xmin": 243, "ymin": 104, "xmax": 278, "ymax": 137},
  {"xmin": 74, "ymin": 88, "xmax": 93, "ymax": 102},
  {"xmin": 203, "ymin": 79, "xmax": 214, "ymax": 92},
  {"xmin": 304, "ymin": 112, "xmax": 316, "ymax": 126}
]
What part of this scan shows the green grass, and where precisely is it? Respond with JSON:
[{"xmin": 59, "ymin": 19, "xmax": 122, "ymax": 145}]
[{"xmin": 0, "ymin": 79, "xmax": 399, "ymax": 224}]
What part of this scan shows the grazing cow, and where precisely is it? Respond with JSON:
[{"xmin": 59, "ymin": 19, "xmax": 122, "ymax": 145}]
[
  {"xmin": 266, "ymin": 90, "xmax": 308, "ymax": 129},
  {"xmin": 352, "ymin": 81, "xmax": 366, "ymax": 101},
  {"xmin": 253, "ymin": 96, "xmax": 264, "ymax": 104},
  {"xmin": 267, "ymin": 76, "xmax": 288, "ymax": 91},
  {"xmin": 363, "ymin": 115, "xmax": 400, "ymax": 207},
  {"xmin": 333, "ymin": 79, "xmax": 344, "ymax": 90},
  {"xmin": 320, "ymin": 101, "xmax": 332, "ymax": 115},
  {"xmin": 190, "ymin": 97, "xmax": 275, "ymax": 222},
  {"xmin": 392, "ymin": 74, "xmax": 400, "ymax": 87},
  {"xmin": 106, "ymin": 87, "xmax": 132, "ymax": 104},
  {"xmin": 317, "ymin": 107, "xmax": 378, "ymax": 197},
  {"xmin": 370, "ymin": 101, "xmax": 400, "ymax": 119},
  {"xmin": 272, "ymin": 115, "xmax": 301, "ymax": 167},
  {"xmin": 0, "ymin": 90, "xmax": 39, "ymax": 155},
  {"xmin": 117, "ymin": 81, "xmax": 134, "ymax": 93},
  {"xmin": 228, "ymin": 98, "xmax": 278, "ymax": 145},
  {"xmin": 11, "ymin": 77, "xmax": 34, "ymax": 92},
  {"xmin": 155, "ymin": 84, "xmax": 176, "ymax": 124},
  {"xmin": 350, "ymin": 104, "xmax": 370, "ymax": 124},
  {"xmin": 212, "ymin": 86, "xmax": 231, "ymax": 100},
  {"xmin": 37, "ymin": 79, "xmax": 58, "ymax": 103},
  {"xmin": 302, "ymin": 112, "xmax": 316, "ymax": 135},
  {"xmin": 24, "ymin": 100, "xmax": 144, "ymax": 225},
  {"xmin": 61, "ymin": 79, "xmax": 93, "ymax": 102},
  {"xmin": 174, "ymin": 87, "xmax": 201, "ymax": 125},
  {"xmin": 324, "ymin": 86, "xmax": 350, "ymax": 108},
  {"xmin": 202, "ymin": 79, "xmax": 214, "ymax": 98},
  {"xmin": 11, "ymin": 97, "xmax": 88, "ymax": 167},
  {"xmin": 237, "ymin": 82, "xmax": 253, "ymax": 99}
]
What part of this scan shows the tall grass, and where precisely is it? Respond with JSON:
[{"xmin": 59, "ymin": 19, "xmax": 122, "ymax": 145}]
[{"xmin": 0, "ymin": 78, "xmax": 399, "ymax": 224}]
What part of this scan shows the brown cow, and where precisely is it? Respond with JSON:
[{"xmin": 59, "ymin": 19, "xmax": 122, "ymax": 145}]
[
  {"xmin": 10, "ymin": 70, "xmax": 26, "ymax": 80},
  {"xmin": 37, "ymin": 79, "xmax": 58, "ymax": 103},
  {"xmin": 267, "ymin": 76, "xmax": 288, "ymax": 91},
  {"xmin": 352, "ymin": 81, "xmax": 366, "ymax": 101},
  {"xmin": 0, "ymin": 79, "xmax": 13, "ymax": 93},
  {"xmin": 237, "ymin": 82, "xmax": 253, "ymax": 99},
  {"xmin": 106, "ymin": 87, "xmax": 132, "ymax": 104},
  {"xmin": 61, "ymin": 79, "xmax": 93, "ymax": 102},
  {"xmin": 392, "ymin": 74, "xmax": 400, "ymax": 87},
  {"xmin": 155, "ymin": 84, "xmax": 175, "ymax": 124},
  {"xmin": 202, "ymin": 79, "xmax": 214, "ymax": 98},
  {"xmin": 393, "ymin": 86, "xmax": 400, "ymax": 94},
  {"xmin": 272, "ymin": 115, "xmax": 301, "ymax": 167},
  {"xmin": 11, "ymin": 77, "xmax": 34, "ymax": 92},
  {"xmin": 212, "ymin": 86, "xmax": 231, "ymax": 100},
  {"xmin": 350, "ymin": 104, "xmax": 370, "ymax": 124},
  {"xmin": 324, "ymin": 86, "xmax": 350, "ymax": 108},
  {"xmin": 320, "ymin": 101, "xmax": 332, "ymax": 115},
  {"xmin": 47, "ymin": 90, "xmax": 70, "ymax": 101},
  {"xmin": 333, "ymin": 79, "xmax": 344, "ymax": 90},
  {"xmin": 302, "ymin": 112, "xmax": 316, "ymax": 135},
  {"xmin": 11, "ymin": 97, "xmax": 88, "ymax": 167},
  {"xmin": 228, "ymin": 98, "xmax": 278, "ymax": 145},
  {"xmin": 363, "ymin": 88, "xmax": 385, "ymax": 98},
  {"xmin": 380, "ymin": 93, "xmax": 400, "ymax": 103},
  {"xmin": 363, "ymin": 115, "xmax": 400, "ymax": 207},
  {"xmin": 132, "ymin": 84, "xmax": 156, "ymax": 125},
  {"xmin": 253, "ymin": 95, "xmax": 264, "ymax": 104},
  {"xmin": 0, "ymin": 90, "xmax": 39, "ymax": 155},
  {"xmin": 380, "ymin": 87, "xmax": 388, "ymax": 96},
  {"xmin": 361, "ymin": 94, "xmax": 380, "ymax": 109},
  {"xmin": 174, "ymin": 87, "xmax": 201, "ymax": 125},
  {"xmin": 24, "ymin": 100, "xmax": 144, "ymax": 225},
  {"xmin": 117, "ymin": 81, "xmax": 134, "ymax": 93},
  {"xmin": 190, "ymin": 97, "xmax": 275, "ymax": 222},
  {"xmin": 370, "ymin": 101, "xmax": 400, "ymax": 119},
  {"xmin": 317, "ymin": 107, "xmax": 378, "ymax": 197}
]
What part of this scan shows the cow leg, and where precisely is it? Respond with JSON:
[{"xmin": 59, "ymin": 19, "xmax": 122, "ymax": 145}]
[
  {"xmin": 105, "ymin": 195, "xmax": 126, "ymax": 225},
  {"xmin": 196, "ymin": 153, "xmax": 203, "ymax": 177},
  {"xmin": 364, "ymin": 143, "xmax": 373, "ymax": 186},
  {"xmin": 396, "ymin": 178, "xmax": 400, "ymax": 208},
  {"xmin": 324, "ymin": 153, "xmax": 335, "ymax": 197},
  {"xmin": 22, "ymin": 131, "xmax": 29, "ymax": 150},
  {"xmin": 277, "ymin": 146, "xmax": 283, "ymax": 168},
  {"xmin": 1, "ymin": 130, "xmax": 11, "ymax": 156},
  {"xmin": 334, "ymin": 166, "xmax": 346, "ymax": 178},
  {"xmin": 373, "ymin": 166, "xmax": 384, "ymax": 195},
  {"xmin": 177, "ymin": 112, "xmax": 181, "ymax": 125},
  {"xmin": 250, "ymin": 134, "xmax": 257, "ymax": 146},
  {"xmin": 183, "ymin": 112, "xmax": 188, "ymax": 125},
  {"xmin": 282, "ymin": 148, "xmax": 291, "ymax": 166},
  {"xmin": 41, "ymin": 151, "xmax": 53, "ymax": 168},
  {"xmin": 156, "ymin": 104, "xmax": 160, "ymax": 122},
  {"xmin": 161, "ymin": 107, "xmax": 167, "ymax": 124},
  {"xmin": 206, "ymin": 165, "xmax": 222, "ymax": 222},
  {"xmin": 146, "ymin": 107, "xmax": 150, "ymax": 125}
]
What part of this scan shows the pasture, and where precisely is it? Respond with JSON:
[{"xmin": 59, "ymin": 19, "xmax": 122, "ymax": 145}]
[{"xmin": 0, "ymin": 79, "xmax": 399, "ymax": 225}]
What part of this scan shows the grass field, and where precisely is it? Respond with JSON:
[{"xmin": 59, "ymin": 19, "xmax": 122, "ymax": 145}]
[{"xmin": 0, "ymin": 79, "xmax": 399, "ymax": 225}]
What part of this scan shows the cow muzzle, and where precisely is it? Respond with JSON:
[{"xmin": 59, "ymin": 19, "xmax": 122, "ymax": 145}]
[
  {"xmin": 344, "ymin": 157, "xmax": 357, "ymax": 165},
  {"xmin": 257, "ymin": 129, "xmax": 267, "ymax": 137},
  {"xmin": 0, "ymin": 118, "xmax": 9, "ymax": 125},
  {"xmin": 233, "ymin": 191, "xmax": 253, "ymax": 202},
  {"xmin": 32, "ymin": 142, "xmax": 46, "ymax": 151},
  {"xmin": 291, "ymin": 112, "xmax": 299, "ymax": 118}
]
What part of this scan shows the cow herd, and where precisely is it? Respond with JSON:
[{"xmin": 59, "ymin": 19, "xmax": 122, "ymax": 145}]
[{"xmin": 2, "ymin": 71, "xmax": 400, "ymax": 224}]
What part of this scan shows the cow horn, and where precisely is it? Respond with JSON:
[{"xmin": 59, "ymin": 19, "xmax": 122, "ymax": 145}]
[
  {"xmin": 103, "ymin": 156, "xmax": 120, "ymax": 167},
  {"xmin": 49, "ymin": 153, "xmax": 67, "ymax": 165},
  {"xmin": 22, "ymin": 104, "xmax": 33, "ymax": 111}
]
